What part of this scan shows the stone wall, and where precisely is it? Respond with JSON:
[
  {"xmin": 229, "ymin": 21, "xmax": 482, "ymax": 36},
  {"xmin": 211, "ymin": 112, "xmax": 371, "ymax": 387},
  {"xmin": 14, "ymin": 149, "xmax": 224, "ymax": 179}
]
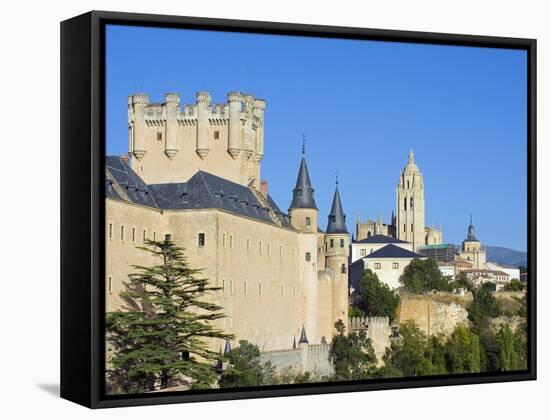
[
  {"xmin": 397, "ymin": 292, "xmax": 472, "ymax": 337},
  {"xmin": 260, "ymin": 343, "xmax": 333, "ymax": 377},
  {"xmin": 348, "ymin": 316, "xmax": 391, "ymax": 362}
]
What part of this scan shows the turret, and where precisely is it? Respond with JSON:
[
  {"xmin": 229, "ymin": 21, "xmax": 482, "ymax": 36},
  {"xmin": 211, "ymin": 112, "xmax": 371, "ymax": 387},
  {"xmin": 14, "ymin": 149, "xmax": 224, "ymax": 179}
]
[
  {"xmin": 289, "ymin": 145, "xmax": 318, "ymax": 233},
  {"xmin": 196, "ymin": 92, "xmax": 211, "ymax": 159},
  {"xmin": 325, "ymin": 179, "xmax": 350, "ymax": 332},
  {"xmin": 253, "ymin": 99, "xmax": 266, "ymax": 162},
  {"xmin": 164, "ymin": 93, "xmax": 180, "ymax": 160},
  {"xmin": 227, "ymin": 92, "xmax": 243, "ymax": 159},
  {"xmin": 128, "ymin": 93, "xmax": 150, "ymax": 161}
]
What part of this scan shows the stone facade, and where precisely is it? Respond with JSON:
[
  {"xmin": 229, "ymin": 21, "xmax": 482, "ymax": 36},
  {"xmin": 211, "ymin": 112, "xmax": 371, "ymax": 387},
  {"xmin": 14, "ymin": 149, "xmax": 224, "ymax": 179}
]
[{"xmin": 107, "ymin": 91, "xmax": 350, "ymax": 356}]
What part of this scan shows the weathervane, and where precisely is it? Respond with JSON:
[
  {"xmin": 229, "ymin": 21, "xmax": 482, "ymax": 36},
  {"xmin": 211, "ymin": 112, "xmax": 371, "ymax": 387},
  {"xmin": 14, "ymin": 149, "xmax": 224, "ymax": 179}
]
[{"xmin": 302, "ymin": 134, "xmax": 306, "ymax": 155}]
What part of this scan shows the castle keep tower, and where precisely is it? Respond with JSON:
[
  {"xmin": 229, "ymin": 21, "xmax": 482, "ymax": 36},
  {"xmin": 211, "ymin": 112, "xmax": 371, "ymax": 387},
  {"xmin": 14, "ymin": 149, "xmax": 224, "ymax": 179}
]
[
  {"xmin": 127, "ymin": 91, "xmax": 265, "ymax": 187},
  {"xmin": 324, "ymin": 180, "xmax": 350, "ymax": 331},
  {"xmin": 396, "ymin": 150, "xmax": 425, "ymax": 251}
]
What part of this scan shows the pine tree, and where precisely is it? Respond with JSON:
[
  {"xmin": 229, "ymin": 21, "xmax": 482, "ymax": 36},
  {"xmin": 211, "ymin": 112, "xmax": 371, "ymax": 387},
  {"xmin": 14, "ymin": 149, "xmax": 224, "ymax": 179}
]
[{"xmin": 106, "ymin": 239, "xmax": 232, "ymax": 393}]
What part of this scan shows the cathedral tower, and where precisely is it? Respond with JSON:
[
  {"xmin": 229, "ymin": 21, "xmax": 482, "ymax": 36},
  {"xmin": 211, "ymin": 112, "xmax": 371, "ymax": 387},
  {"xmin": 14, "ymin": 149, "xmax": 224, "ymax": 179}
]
[
  {"xmin": 396, "ymin": 150, "xmax": 425, "ymax": 251},
  {"xmin": 289, "ymin": 149, "xmax": 318, "ymax": 233},
  {"xmin": 459, "ymin": 215, "xmax": 486, "ymax": 269},
  {"xmin": 324, "ymin": 179, "xmax": 350, "ymax": 331}
]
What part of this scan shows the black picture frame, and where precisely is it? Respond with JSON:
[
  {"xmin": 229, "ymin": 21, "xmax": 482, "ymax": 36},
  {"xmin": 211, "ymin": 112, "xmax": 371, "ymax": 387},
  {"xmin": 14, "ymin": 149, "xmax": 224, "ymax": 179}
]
[{"xmin": 60, "ymin": 10, "xmax": 537, "ymax": 409}]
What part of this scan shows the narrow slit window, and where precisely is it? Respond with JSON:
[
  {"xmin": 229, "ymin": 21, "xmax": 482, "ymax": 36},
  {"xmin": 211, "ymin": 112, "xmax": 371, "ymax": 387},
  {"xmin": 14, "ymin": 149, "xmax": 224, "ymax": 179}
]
[{"xmin": 198, "ymin": 233, "xmax": 205, "ymax": 247}]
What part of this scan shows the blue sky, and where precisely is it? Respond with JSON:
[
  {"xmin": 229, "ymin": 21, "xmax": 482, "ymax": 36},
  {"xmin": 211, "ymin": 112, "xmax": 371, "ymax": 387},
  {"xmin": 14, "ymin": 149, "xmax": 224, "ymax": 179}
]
[{"xmin": 106, "ymin": 25, "xmax": 527, "ymax": 252}]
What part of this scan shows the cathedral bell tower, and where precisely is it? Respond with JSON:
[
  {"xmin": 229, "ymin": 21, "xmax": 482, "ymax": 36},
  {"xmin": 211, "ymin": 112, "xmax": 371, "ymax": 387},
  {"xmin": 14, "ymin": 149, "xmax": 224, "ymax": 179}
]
[
  {"xmin": 396, "ymin": 150, "xmax": 425, "ymax": 251},
  {"xmin": 324, "ymin": 178, "xmax": 350, "ymax": 331}
]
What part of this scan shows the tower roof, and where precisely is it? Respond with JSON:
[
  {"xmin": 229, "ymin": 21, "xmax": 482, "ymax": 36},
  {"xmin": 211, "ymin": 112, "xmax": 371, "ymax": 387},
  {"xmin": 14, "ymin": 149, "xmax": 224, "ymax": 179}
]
[
  {"xmin": 290, "ymin": 156, "xmax": 318, "ymax": 210},
  {"xmin": 326, "ymin": 182, "xmax": 349, "ymax": 234},
  {"xmin": 402, "ymin": 149, "xmax": 420, "ymax": 175},
  {"xmin": 465, "ymin": 215, "xmax": 479, "ymax": 242},
  {"xmin": 298, "ymin": 326, "xmax": 309, "ymax": 344}
]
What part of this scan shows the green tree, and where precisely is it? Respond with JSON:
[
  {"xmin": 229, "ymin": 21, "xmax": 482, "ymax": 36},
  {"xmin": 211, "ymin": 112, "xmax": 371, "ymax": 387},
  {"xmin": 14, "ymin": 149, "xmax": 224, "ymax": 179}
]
[
  {"xmin": 467, "ymin": 287, "xmax": 501, "ymax": 334},
  {"xmin": 219, "ymin": 340, "xmax": 275, "ymax": 388},
  {"xmin": 355, "ymin": 269, "xmax": 400, "ymax": 322},
  {"xmin": 445, "ymin": 324, "xmax": 481, "ymax": 374},
  {"xmin": 329, "ymin": 320, "xmax": 378, "ymax": 380},
  {"xmin": 106, "ymin": 240, "xmax": 231, "ymax": 393},
  {"xmin": 426, "ymin": 334, "xmax": 448, "ymax": 375},
  {"xmin": 401, "ymin": 258, "xmax": 451, "ymax": 294},
  {"xmin": 454, "ymin": 271, "xmax": 474, "ymax": 291},
  {"xmin": 503, "ymin": 278, "xmax": 525, "ymax": 292},
  {"xmin": 383, "ymin": 321, "xmax": 433, "ymax": 377},
  {"xmin": 481, "ymin": 282, "xmax": 497, "ymax": 292}
]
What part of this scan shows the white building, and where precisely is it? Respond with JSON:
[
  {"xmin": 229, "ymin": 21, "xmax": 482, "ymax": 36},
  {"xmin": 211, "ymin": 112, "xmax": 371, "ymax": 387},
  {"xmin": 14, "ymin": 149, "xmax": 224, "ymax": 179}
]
[
  {"xmin": 350, "ymin": 243, "xmax": 424, "ymax": 290},
  {"xmin": 351, "ymin": 234, "xmax": 412, "ymax": 263},
  {"xmin": 485, "ymin": 262, "xmax": 521, "ymax": 282}
]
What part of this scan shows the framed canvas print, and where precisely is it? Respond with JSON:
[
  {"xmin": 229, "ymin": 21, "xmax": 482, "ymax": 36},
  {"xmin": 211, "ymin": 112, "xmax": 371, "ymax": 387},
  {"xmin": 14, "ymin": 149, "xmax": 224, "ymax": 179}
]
[{"xmin": 60, "ymin": 11, "xmax": 536, "ymax": 408}]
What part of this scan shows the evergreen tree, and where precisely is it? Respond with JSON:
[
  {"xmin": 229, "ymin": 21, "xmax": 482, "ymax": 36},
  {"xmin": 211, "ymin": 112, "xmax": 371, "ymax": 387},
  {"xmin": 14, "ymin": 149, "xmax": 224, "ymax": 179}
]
[
  {"xmin": 355, "ymin": 269, "xmax": 400, "ymax": 322},
  {"xmin": 329, "ymin": 320, "xmax": 378, "ymax": 380},
  {"xmin": 219, "ymin": 340, "xmax": 275, "ymax": 388},
  {"xmin": 106, "ymin": 240, "xmax": 232, "ymax": 393},
  {"xmin": 445, "ymin": 324, "xmax": 481, "ymax": 374},
  {"xmin": 401, "ymin": 258, "xmax": 452, "ymax": 294}
]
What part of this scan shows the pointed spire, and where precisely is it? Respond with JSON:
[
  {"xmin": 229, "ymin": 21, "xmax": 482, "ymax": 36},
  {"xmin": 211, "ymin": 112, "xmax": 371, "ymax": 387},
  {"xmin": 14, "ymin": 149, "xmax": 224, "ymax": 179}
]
[
  {"xmin": 223, "ymin": 339, "xmax": 232, "ymax": 354},
  {"xmin": 466, "ymin": 215, "xmax": 477, "ymax": 241},
  {"xmin": 298, "ymin": 326, "xmax": 309, "ymax": 344},
  {"xmin": 326, "ymin": 180, "xmax": 349, "ymax": 234},
  {"xmin": 293, "ymin": 336, "xmax": 297, "ymax": 349},
  {"xmin": 302, "ymin": 133, "xmax": 306, "ymax": 155},
  {"xmin": 290, "ymin": 151, "xmax": 317, "ymax": 210},
  {"xmin": 408, "ymin": 148, "xmax": 414, "ymax": 164}
]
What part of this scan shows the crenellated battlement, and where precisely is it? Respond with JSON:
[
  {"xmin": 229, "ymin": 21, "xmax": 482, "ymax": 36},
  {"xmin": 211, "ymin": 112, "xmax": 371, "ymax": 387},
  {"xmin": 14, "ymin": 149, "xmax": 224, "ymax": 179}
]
[
  {"xmin": 127, "ymin": 91, "xmax": 266, "ymax": 187},
  {"xmin": 348, "ymin": 316, "xmax": 390, "ymax": 331}
]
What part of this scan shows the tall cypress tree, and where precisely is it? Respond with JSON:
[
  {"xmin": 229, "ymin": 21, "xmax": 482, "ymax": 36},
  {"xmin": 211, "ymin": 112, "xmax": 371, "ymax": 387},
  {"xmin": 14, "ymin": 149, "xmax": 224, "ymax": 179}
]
[{"xmin": 106, "ymin": 240, "xmax": 232, "ymax": 393}]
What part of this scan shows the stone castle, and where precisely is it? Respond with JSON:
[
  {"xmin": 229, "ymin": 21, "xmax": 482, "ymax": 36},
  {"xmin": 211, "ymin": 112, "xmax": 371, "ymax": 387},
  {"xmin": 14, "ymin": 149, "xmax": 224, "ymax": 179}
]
[{"xmin": 106, "ymin": 91, "xmax": 349, "ymax": 355}]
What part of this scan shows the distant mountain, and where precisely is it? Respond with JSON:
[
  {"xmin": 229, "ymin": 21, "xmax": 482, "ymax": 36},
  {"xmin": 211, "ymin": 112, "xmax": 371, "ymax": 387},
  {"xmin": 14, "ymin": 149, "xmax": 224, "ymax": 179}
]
[{"xmin": 484, "ymin": 246, "xmax": 527, "ymax": 268}]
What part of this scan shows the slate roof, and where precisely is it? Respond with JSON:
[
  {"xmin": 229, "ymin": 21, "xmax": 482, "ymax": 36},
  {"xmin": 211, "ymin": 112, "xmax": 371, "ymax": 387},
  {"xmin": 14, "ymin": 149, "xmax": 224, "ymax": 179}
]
[
  {"xmin": 363, "ymin": 244, "xmax": 422, "ymax": 259},
  {"xmin": 326, "ymin": 184, "xmax": 349, "ymax": 234},
  {"xmin": 105, "ymin": 156, "xmax": 292, "ymax": 228},
  {"xmin": 353, "ymin": 234, "xmax": 407, "ymax": 244},
  {"xmin": 289, "ymin": 157, "xmax": 317, "ymax": 209}
]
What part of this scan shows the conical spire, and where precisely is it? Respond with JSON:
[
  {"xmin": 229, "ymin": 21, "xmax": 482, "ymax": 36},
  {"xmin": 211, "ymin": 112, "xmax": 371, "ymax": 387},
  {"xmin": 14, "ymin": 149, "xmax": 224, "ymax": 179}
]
[
  {"xmin": 223, "ymin": 339, "xmax": 232, "ymax": 354},
  {"xmin": 298, "ymin": 326, "xmax": 309, "ymax": 344},
  {"xmin": 326, "ymin": 180, "xmax": 349, "ymax": 234},
  {"xmin": 292, "ymin": 336, "xmax": 297, "ymax": 349},
  {"xmin": 408, "ymin": 149, "xmax": 414, "ymax": 164},
  {"xmin": 466, "ymin": 214, "xmax": 478, "ymax": 241},
  {"xmin": 290, "ymin": 155, "xmax": 317, "ymax": 210}
]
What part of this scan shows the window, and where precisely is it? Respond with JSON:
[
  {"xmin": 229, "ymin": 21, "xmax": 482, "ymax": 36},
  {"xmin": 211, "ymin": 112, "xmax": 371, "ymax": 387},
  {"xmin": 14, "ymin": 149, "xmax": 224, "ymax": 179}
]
[
  {"xmin": 165, "ymin": 234, "xmax": 172, "ymax": 243},
  {"xmin": 410, "ymin": 197, "xmax": 414, "ymax": 209},
  {"xmin": 305, "ymin": 252, "xmax": 311, "ymax": 262},
  {"xmin": 267, "ymin": 242, "xmax": 271, "ymax": 255},
  {"xmin": 411, "ymin": 224, "xmax": 414, "ymax": 232},
  {"xmin": 403, "ymin": 224, "xmax": 406, "ymax": 232},
  {"xmin": 374, "ymin": 262, "xmax": 381, "ymax": 269},
  {"xmin": 120, "ymin": 226, "xmax": 125, "ymax": 241},
  {"xmin": 157, "ymin": 132, "xmax": 162, "ymax": 141},
  {"xmin": 341, "ymin": 264, "xmax": 346, "ymax": 274},
  {"xmin": 222, "ymin": 279, "xmax": 226, "ymax": 293},
  {"xmin": 407, "ymin": 180, "xmax": 410, "ymax": 189},
  {"xmin": 360, "ymin": 249, "xmax": 366, "ymax": 256},
  {"xmin": 198, "ymin": 233, "xmax": 205, "ymax": 247},
  {"xmin": 258, "ymin": 282, "xmax": 263, "ymax": 296},
  {"xmin": 404, "ymin": 198, "xmax": 407, "ymax": 210},
  {"xmin": 108, "ymin": 223, "xmax": 113, "ymax": 239},
  {"xmin": 392, "ymin": 262, "xmax": 399, "ymax": 269},
  {"xmin": 214, "ymin": 130, "xmax": 220, "ymax": 139},
  {"xmin": 153, "ymin": 232, "xmax": 157, "ymax": 241},
  {"xmin": 340, "ymin": 238, "xmax": 345, "ymax": 248},
  {"xmin": 108, "ymin": 276, "xmax": 112, "ymax": 294},
  {"xmin": 143, "ymin": 230, "xmax": 146, "ymax": 243},
  {"xmin": 293, "ymin": 286, "xmax": 297, "ymax": 297},
  {"xmin": 305, "ymin": 216, "xmax": 311, "ymax": 226},
  {"xmin": 244, "ymin": 281, "xmax": 248, "ymax": 295},
  {"xmin": 280, "ymin": 245, "xmax": 283, "ymax": 256},
  {"xmin": 229, "ymin": 235, "xmax": 233, "ymax": 248},
  {"xmin": 367, "ymin": 231, "xmax": 372, "ymax": 238},
  {"xmin": 222, "ymin": 233, "xmax": 226, "ymax": 248},
  {"xmin": 259, "ymin": 241, "xmax": 263, "ymax": 255},
  {"xmin": 230, "ymin": 279, "xmax": 234, "ymax": 294},
  {"xmin": 281, "ymin": 285, "xmax": 284, "ymax": 296},
  {"xmin": 330, "ymin": 239, "xmax": 334, "ymax": 248},
  {"xmin": 132, "ymin": 228, "xmax": 136, "ymax": 242},
  {"xmin": 247, "ymin": 238, "xmax": 251, "ymax": 253}
]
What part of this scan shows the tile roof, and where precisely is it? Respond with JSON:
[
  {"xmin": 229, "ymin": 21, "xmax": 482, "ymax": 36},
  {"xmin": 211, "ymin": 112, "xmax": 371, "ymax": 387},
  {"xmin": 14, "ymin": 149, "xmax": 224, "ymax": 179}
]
[
  {"xmin": 363, "ymin": 244, "xmax": 422, "ymax": 259},
  {"xmin": 353, "ymin": 234, "xmax": 408, "ymax": 244},
  {"xmin": 105, "ymin": 156, "xmax": 292, "ymax": 228}
]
